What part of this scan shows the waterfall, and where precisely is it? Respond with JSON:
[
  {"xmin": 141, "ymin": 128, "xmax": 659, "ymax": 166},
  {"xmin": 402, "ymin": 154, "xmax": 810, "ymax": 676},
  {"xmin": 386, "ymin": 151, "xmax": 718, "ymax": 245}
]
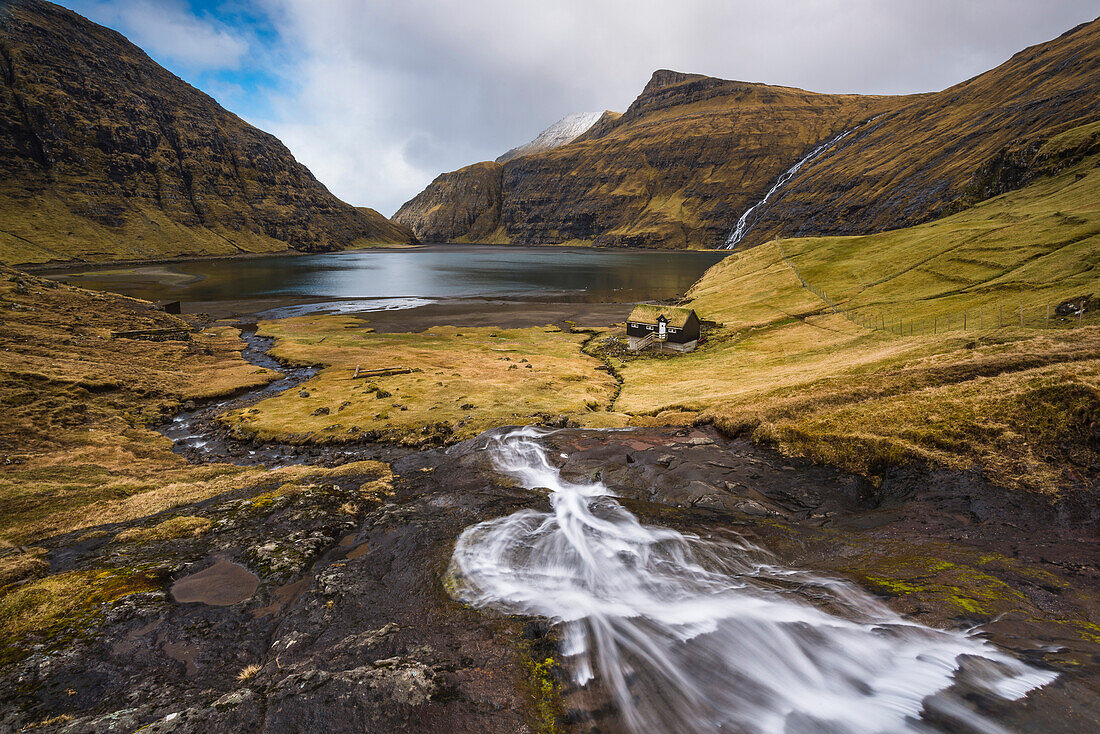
[
  {"xmin": 448, "ymin": 427, "xmax": 1056, "ymax": 734},
  {"xmin": 724, "ymin": 128, "xmax": 856, "ymax": 249}
]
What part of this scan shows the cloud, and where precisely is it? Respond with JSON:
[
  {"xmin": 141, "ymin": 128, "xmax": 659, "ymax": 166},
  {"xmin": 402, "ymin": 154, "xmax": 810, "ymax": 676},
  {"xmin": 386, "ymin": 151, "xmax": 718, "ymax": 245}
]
[
  {"xmin": 65, "ymin": 0, "xmax": 250, "ymax": 71},
  {"xmin": 251, "ymin": 0, "xmax": 1100, "ymax": 215},
  {"xmin": 57, "ymin": 0, "xmax": 1100, "ymax": 216}
]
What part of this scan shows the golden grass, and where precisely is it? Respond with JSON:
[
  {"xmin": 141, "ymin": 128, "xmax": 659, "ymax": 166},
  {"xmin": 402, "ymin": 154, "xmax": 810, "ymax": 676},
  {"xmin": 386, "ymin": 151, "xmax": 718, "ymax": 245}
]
[
  {"xmin": 0, "ymin": 266, "xmax": 395, "ymax": 544},
  {"xmin": 0, "ymin": 568, "xmax": 161, "ymax": 640},
  {"xmin": 28, "ymin": 715, "xmax": 75, "ymax": 729},
  {"xmin": 221, "ymin": 317, "xmax": 624, "ymax": 444},
  {"xmin": 616, "ymin": 158, "xmax": 1100, "ymax": 492},
  {"xmin": 113, "ymin": 515, "xmax": 213, "ymax": 543},
  {"xmin": 0, "ymin": 547, "xmax": 49, "ymax": 587},
  {"xmin": 237, "ymin": 663, "xmax": 262, "ymax": 682}
]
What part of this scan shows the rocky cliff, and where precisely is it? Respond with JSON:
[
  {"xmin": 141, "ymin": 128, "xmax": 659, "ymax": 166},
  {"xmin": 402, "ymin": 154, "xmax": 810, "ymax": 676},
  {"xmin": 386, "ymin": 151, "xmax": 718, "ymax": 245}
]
[
  {"xmin": 0, "ymin": 0, "xmax": 415, "ymax": 266},
  {"xmin": 397, "ymin": 71, "xmax": 896, "ymax": 247},
  {"xmin": 392, "ymin": 161, "xmax": 506, "ymax": 244},
  {"xmin": 397, "ymin": 18, "xmax": 1100, "ymax": 249}
]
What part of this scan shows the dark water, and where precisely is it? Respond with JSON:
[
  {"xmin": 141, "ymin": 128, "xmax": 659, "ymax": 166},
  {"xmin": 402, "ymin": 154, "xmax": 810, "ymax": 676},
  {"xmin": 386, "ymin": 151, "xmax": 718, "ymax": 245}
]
[{"xmin": 48, "ymin": 246, "xmax": 728, "ymax": 310}]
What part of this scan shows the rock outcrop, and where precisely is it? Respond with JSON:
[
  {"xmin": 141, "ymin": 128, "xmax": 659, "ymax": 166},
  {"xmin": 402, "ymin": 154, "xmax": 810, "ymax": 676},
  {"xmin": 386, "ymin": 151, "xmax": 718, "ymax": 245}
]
[
  {"xmin": 393, "ymin": 161, "xmax": 506, "ymax": 243},
  {"xmin": 398, "ymin": 18, "xmax": 1100, "ymax": 249},
  {"xmin": 0, "ymin": 0, "xmax": 415, "ymax": 265}
]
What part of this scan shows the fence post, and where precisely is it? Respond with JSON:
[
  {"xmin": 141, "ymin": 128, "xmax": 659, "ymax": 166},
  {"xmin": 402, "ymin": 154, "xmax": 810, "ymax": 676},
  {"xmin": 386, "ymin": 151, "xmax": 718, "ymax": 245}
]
[
  {"xmin": 1019, "ymin": 303, "xmax": 1023, "ymax": 327},
  {"xmin": 999, "ymin": 306, "xmax": 1003, "ymax": 328},
  {"xmin": 963, "ymin": 310, "xmax": 967, "ymax": 330},
  {"xmin": 1046, "ymin": 304, "xmax": 1050, "ymax": 327},
  {"xmin": 979, "ymin": 307, "xmax": 983, "ymax": 330}
]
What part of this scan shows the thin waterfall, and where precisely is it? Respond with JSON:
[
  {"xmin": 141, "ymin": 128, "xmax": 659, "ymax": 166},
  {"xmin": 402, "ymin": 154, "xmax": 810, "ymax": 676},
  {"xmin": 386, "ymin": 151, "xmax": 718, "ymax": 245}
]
[
  {"xmin": 724, "ymin": 127, "xmax": 858, "ymax": 249},
  {"xmin": 448, "ymin": 427, "xmax": 1056, "ymax": 734}
]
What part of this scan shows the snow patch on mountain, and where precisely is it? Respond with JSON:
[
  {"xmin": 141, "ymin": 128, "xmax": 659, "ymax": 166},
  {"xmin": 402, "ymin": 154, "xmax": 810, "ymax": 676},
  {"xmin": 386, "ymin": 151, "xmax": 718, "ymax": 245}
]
[{"xmin": 496, "ymin": 112, "xmax": 603, "ymax": 163}]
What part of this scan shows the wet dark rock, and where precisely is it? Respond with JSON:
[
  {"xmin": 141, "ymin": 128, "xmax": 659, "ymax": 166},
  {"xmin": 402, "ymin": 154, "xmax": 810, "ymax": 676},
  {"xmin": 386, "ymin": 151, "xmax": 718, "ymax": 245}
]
[{"xmin": 1055, "ymin": 293, "xmax": 1095, "ymax": 317}]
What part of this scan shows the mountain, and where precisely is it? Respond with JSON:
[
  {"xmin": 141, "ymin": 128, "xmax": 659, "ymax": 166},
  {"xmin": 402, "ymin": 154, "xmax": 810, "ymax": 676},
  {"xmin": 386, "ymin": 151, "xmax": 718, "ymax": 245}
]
[
  {"xmin": 746, "ymin": 17, "xmax": 1100, "ymax": 245},
  {"xmin": 392, "ymin": 161, "xmax": 507, "ymax": 244},
  {"xmin": 495, "ymin": 111, "xmax": 605, "ymax": 163},
  {"xmin": 0, "ymin": 0, "xmax": 415, "ymax": 266},
  {"xmin": 397, "ymin": 18, "xmax": 1100, "ymax": 249},
  {"xmin": 394, "ymin": 112, "xmax": 614, "ymax": 242},
  {"xmin": 396, "ymin": 71, "xmax": 897, "ymax": 246}
]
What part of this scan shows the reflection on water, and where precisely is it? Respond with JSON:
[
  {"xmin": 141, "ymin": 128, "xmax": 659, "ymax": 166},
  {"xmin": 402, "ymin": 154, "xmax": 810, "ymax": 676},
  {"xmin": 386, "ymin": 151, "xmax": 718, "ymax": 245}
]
[{"xmin": 47, "ymin": 246, "xmax": 729, "ymax": 305}]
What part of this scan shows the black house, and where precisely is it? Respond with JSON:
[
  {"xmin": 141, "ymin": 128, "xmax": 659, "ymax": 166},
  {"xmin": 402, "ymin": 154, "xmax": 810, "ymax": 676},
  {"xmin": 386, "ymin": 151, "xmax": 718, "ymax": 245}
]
[{"xmin": 626, "ymin": 305, "xmax": 701, "ymax": 352}]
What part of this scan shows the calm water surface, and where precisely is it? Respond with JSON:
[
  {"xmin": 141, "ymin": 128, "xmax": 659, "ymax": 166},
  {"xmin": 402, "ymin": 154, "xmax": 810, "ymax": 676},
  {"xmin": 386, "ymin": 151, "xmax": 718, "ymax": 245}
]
[{"xmin": 50, "ymin": 246, "xmax": 728, "ymax": 309}]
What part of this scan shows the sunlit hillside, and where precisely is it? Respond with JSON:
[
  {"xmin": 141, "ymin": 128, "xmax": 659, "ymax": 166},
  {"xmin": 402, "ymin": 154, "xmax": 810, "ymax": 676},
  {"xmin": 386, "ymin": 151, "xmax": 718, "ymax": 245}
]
[{"xmin": 616, "ymin": 140, "xmax": 1100, "ymax": 492}]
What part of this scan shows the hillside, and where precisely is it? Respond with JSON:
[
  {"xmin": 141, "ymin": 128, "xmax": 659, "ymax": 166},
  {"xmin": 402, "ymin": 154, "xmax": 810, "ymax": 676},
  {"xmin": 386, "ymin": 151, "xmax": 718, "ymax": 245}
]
[
  {"xmin": 613, "ymin": 136, "xmax": 1100, "ymax": 493},
  {"xmin": 393, "ymin": 161, "xmax": 507, "ymax": 244},
  {"xmin": 0, "ymin": 0, "xmax": 415, "ymax": 266},
  {"xmin": 748, "ymin": 17, "xmax": 1100, "ymax": 245},
  {"xmin": 396, "ymin": 71, "xmax": 894, "ymax": 247},
  {"xmin": 398, "ymin": 18, "xmax": 1100, "ymax": 249}
]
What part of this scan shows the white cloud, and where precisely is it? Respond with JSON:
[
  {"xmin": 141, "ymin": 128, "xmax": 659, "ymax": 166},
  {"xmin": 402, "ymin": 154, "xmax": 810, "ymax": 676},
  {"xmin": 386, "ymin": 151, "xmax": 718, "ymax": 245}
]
[
  {"xmin": 58, "ymin": 0, "xmax": 1100, "ymax": 216},
  {"xmin": 254, "ymin": 0, "xmax": 1100, "ymax": 216},
  {"xmin": 67, "ymin": 0, "xmax": 249, "ymax": 71}
]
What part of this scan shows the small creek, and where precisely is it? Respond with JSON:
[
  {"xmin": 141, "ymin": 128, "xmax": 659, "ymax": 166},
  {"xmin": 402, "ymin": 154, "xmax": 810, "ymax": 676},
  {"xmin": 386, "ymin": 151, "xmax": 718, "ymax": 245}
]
[{"xmin": 155, "ymin": 326, "xmax": 414, "ymax": 468}]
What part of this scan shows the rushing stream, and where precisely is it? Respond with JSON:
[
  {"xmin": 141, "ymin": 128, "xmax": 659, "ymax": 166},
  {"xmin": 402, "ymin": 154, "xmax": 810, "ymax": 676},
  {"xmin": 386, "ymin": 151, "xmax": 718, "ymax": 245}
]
[{"xmin": 448, "ymin": 427, "xmax": 1057, "ymax": 734}]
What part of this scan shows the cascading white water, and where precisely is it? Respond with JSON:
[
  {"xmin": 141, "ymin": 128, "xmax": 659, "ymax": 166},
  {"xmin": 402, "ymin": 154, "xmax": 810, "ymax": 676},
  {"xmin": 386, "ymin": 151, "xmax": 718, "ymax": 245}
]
[
  {"xmin": 724, "ymin": 128, "xmax": 856, "ymax": 249},
  {"xmin": 447, "ymin": 427, "xmax": 1057, "ymax": 734}
]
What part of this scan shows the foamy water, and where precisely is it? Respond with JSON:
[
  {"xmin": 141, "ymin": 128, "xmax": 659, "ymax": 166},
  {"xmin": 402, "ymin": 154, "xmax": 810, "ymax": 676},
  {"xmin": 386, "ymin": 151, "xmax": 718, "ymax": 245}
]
[{"xmin": 447, "ymin": 427, "xmax": 1056, "ymax": 733}]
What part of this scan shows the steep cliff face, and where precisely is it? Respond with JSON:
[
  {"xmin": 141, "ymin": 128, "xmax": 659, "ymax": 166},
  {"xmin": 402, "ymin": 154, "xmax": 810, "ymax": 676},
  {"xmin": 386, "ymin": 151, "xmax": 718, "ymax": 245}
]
[
  {"xmin": 392, "ymin": 162, "xmax": 506, "ymax": 243},
  {"xmin": 745, "ymin": 17, "xmax": 1100, "ymax": 246},
  {"xmin": 397, "ymin": 72, "xmax": 892, "ymax": 247},
  {"xmin": 499, "ymin": 73, "xmax": 893, "ymax": 248},
  {"xmin": 399, "ymin": 18, "xmax": 1100, "ymax": 250},
  {"xmin": 0, "ymin": 0, "xmax": 415, "ymax": 265}
]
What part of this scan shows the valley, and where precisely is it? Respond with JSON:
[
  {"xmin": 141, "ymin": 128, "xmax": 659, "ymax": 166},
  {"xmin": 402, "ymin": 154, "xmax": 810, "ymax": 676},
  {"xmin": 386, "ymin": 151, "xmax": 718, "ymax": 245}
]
[{"xmin": 0, "ymin": 1, "xmax": 1098, "ymax": 732}]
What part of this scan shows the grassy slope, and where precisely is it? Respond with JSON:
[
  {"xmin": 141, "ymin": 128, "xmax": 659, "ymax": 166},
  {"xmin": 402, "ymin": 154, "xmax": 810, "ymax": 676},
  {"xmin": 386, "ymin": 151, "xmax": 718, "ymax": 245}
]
[
  {"xmin": 617, "ymin": 150, "xmax": 1100, "ymax": 493},
  {"xmin": 0, "ymin": 194, "xmax": 291, "ymax": 265},
  {"xmin": 0, "ymin": 266, "xmax": 387, "ymax": 545},
  {"xmin": 753, "ymin": 18, "xmax": 1100, "ymax": 244}
]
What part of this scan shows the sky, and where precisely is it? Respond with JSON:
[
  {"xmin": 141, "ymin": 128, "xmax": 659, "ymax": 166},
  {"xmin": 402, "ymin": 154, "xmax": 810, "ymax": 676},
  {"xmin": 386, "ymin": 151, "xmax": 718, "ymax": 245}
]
[{"xmin": 60, "ymin": 0, "xmax": 1100, "ymax": 216}]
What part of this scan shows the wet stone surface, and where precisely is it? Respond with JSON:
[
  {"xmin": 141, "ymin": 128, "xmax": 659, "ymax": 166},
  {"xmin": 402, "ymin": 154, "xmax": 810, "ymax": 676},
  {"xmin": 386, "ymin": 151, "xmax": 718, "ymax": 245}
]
[{"xmin": 2, "ymin": 424, "xmax": 1098, "ymax": 732}]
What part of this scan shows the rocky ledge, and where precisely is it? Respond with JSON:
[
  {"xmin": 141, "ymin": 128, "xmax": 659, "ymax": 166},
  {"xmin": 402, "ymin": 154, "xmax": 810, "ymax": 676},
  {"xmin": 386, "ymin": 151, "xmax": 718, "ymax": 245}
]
[{"xmin": 2, "ymin": 425, "xmax": 1098, "ymax": 732}]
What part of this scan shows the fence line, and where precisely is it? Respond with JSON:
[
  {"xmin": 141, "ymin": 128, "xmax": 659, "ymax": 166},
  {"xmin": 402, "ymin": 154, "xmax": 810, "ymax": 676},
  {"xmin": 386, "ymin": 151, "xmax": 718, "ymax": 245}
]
[{"xmin": 773, "ymin": 239, "xmax": 1088, "ymax": 335}]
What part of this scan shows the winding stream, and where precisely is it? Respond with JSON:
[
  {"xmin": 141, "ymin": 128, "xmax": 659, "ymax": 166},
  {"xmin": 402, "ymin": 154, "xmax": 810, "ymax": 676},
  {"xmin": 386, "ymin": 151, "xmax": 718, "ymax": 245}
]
[
  {"xmin": 448, "ymin": 427, "xmax": 1057, "ymax": 734},
  {"xmin": 156, "ymin": 328, "xmax": 414, "ymax": 468}
]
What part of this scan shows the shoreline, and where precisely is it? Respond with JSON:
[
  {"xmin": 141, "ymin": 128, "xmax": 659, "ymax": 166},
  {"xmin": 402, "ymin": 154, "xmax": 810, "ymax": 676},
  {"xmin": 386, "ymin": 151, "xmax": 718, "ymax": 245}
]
[{"xmin": 18, "ymin": 241, "xmax": 728, "ymax": 274}]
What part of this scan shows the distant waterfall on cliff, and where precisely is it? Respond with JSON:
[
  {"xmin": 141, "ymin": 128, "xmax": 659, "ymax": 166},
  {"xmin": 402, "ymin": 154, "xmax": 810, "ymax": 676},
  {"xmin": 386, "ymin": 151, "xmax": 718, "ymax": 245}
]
[
  {"xmin": 723, "ymin": 127, "xmax": 856, "ymax": 249},
  {"xmin": 448, "ymin": 427, "xmax": 1056, "ymax": 734}
]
